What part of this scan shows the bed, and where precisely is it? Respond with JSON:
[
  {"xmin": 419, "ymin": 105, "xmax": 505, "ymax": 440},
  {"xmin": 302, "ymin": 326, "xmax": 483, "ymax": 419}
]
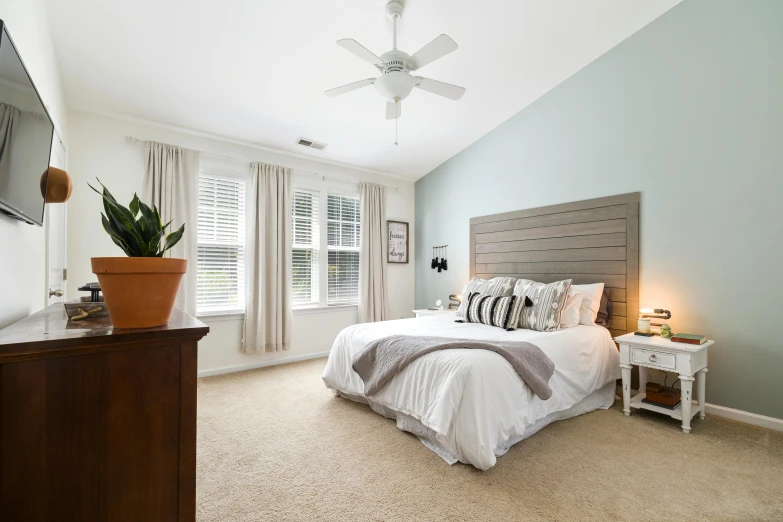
[{"xmin": 322, "ymin": 193, "xmax": 640, "ymax": 470}]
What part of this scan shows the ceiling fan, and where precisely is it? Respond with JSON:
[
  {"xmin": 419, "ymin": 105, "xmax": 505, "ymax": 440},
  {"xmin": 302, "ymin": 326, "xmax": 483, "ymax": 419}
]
[{"xmin": 325, "ymin": 0, "xmax": 465, "ymax": 125}]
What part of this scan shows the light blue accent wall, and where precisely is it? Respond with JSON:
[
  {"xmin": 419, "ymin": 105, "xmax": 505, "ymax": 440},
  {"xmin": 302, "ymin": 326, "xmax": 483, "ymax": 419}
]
[{"xmin": 414, "ymin": 0, "xmax": 783, "ymax": 418}]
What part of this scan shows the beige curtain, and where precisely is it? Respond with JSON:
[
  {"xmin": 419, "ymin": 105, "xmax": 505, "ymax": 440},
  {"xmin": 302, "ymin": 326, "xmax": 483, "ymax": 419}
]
[
  {"xmin": 142, "ymin": 141, "xmax": 200, "ymax": 316},
  {"xmin": 0, "ymin": 103, "xmax": 19, "ymax": 194},
  {"xmin": 243, "ymin": 162, "xmax": 292, "ymax": 352},
  {"xmin": 358, "ymin": 182, "xmax": 389, "ymax": 323}
]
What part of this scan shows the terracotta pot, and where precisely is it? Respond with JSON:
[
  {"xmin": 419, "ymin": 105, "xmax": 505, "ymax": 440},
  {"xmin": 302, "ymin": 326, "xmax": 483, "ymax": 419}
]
[{"xmin": 91, "ymin": 257, "xmax": 186, "ymax": 328}]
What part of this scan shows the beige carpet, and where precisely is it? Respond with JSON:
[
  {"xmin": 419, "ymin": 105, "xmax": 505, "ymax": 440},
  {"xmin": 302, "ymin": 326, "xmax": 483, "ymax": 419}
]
[{"xmin": 197, "ymin": 359, "xmax": 783, "ymax": 521}]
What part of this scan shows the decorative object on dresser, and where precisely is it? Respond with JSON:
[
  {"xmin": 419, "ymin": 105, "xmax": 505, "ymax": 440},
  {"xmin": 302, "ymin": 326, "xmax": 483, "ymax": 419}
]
[
  {"xmin": 0, "ymin": 304, "xmax": 208, "ymax": 521},
  {"xmin": 64, "ymin": 282, "xmax": 108, "ymax": 322},
  {"xmin": 615, "ymin": 332, "xmax": 713, "ymax": 433},
  {"xmin": 89, "ymin": 179, "xmax": 187, "ymax": 329},
  {"xmin": 387, "ymin": 220, "xmax": 409, "ymax": 263}
]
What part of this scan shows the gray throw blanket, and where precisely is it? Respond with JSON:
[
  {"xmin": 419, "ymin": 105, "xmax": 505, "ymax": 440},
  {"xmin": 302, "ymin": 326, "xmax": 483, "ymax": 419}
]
[{"xmin": 352, "ymin": 335, "xmax": 555, "ymax": 400}]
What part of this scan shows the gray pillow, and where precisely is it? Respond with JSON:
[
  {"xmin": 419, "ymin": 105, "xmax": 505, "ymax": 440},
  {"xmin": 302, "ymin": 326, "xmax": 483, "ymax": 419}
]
[
  {"xmin": 595, "ymin": 289, "xmax": 612, "ymax": 327},
  {"xmin": 456, "ymin": 277, "xmax": 516, "ymax": 318},
  {"xmin": 514, "ymin": 279, "xmax": 573, "ymax": 332}
]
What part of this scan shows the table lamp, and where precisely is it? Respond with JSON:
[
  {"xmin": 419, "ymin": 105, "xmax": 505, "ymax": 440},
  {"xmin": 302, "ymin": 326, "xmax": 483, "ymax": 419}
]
[{"xmin": 639, "ymin": 308, "xmax": 672, "ymax": 334}]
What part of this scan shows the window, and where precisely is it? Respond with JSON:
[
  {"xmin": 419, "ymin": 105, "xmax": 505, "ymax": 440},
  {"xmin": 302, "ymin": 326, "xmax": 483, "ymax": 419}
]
[
  {"xmin": 292, "ymin": 189, "xmax": 319, "ymax": 307},
  {"xmin": 197, "ymin": 173, "xmax": 246, "ymax": 315},
  {"xmin": 327, "ymin": 193, "xmax": 360, "ymax": 305}
]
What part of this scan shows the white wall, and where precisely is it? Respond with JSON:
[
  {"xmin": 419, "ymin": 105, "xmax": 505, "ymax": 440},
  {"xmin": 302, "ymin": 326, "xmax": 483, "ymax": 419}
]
[
  {"xmin": 0, "ymin": 0, "xmax": 68, "ymax": 328},
  {"xmin": 67, "ymin": 110, "xmax": 415, "ymax": 375}
]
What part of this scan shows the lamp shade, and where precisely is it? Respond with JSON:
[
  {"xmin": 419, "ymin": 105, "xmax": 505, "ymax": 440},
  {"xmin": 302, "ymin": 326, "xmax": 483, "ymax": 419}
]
[{"xmin": 40, "ymin": 166, "xmax": 72, "ymax": 203}]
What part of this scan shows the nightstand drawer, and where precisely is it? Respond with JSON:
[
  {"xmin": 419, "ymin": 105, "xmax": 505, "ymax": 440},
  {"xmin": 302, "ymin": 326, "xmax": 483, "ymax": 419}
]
[{"xmin": 631, "ymin": 348, "xmax": 676, "ymax": 370}]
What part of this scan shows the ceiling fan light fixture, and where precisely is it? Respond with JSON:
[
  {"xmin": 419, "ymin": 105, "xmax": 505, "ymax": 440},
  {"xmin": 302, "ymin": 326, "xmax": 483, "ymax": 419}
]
[{"xmin": 373, "ymin": 71, "xmax": 417, "ymax": 102}]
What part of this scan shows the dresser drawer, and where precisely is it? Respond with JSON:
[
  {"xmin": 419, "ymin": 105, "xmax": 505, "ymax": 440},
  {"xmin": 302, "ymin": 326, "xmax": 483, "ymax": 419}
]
[{"xmin": 631, "ymin": 347, "xmax": 676, "ymax": 370}]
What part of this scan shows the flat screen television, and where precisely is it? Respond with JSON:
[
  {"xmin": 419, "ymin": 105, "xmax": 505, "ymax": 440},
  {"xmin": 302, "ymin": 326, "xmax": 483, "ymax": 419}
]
[{"xmin": 0, "ymin": 20, "xmax": 55, "ymax": 226}]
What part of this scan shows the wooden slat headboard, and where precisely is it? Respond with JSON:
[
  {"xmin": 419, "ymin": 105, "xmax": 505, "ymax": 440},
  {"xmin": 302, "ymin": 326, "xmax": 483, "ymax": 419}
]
[{"xmin": 469, "ymin": 192, "xmax": 639, "ymax": 337}]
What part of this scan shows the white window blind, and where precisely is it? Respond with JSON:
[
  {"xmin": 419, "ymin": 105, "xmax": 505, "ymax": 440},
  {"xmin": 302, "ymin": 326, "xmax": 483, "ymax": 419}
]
[
  {"xmin": 197, "ymin": 173, "xmax": 246, "ymax": 315},
  {"xmin": 292, "ymin": 189, "xmax": 319, "ymax": 307},
  {"xmin": 327, "ymin": 193, "xmax": 360, "ymax": 305}
]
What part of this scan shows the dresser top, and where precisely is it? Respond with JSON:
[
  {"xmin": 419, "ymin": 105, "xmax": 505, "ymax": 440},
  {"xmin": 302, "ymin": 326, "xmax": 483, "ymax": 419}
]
[
  {"xmin": 614, "ymin": 332, "xmax": 713, "ymax": 352},
  {"xmin": 0, "ymin": 304, "xmax": 209, "ymax": 361}
]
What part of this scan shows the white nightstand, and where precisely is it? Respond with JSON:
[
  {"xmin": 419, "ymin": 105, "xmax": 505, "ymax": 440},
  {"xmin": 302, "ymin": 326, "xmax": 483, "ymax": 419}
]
[
  {"xmin": 614, "ymin": 333, "xmax": 714, "ymax": 434},
  {"xmin": 413, "ymin": 308, "xmax": 457, "ymax": 318}
]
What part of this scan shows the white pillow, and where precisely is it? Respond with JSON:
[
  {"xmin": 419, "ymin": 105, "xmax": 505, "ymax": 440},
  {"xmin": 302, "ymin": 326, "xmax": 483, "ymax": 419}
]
[
  {"xmin": 572, "ymin": 283, "xmax": 605, "ymax": 326},
  {"xmin": 559, "ymin": 288, "xmax": 584, "ymax": 329}
]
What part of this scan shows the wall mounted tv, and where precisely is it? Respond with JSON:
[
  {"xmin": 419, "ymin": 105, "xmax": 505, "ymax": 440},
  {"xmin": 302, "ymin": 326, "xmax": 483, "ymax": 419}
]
[{"xmin": 0, "ymin": 20, "xmax": 55, "ymax": 226}]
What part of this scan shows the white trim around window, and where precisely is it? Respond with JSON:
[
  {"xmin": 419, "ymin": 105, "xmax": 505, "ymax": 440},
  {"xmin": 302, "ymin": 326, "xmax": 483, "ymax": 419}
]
[{"xmin": 292, "ymin": 177, "xmax": 360, "ymax": 311}]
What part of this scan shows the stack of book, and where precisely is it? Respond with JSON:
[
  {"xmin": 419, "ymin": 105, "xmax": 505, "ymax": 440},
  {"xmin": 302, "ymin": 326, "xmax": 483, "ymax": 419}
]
[{"xmin": 671, "ymin": 333, "xmax": 707, "ymax": 345}]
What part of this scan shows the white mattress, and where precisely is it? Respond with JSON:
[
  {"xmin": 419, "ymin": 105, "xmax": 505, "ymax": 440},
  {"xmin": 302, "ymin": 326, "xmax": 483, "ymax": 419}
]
[{"xmin": 322, "ymin": 315, "xmax": 621, "ymax": 470}]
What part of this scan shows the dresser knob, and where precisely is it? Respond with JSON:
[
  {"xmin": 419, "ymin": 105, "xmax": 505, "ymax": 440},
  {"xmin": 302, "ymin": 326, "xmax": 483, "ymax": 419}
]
[{"xmin": 649, "ymin": 354, "xmax": 657, "ymax": 362}]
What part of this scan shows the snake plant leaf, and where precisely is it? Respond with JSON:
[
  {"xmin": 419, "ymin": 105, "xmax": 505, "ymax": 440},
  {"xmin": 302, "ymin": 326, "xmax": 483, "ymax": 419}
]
[
  {"xmin": 129, "ymin": 193, "xmax": 140, "ymax": 219},
  {"xmin": 146, "ymin": 229, "xmax": 165, "ymax": 257},
  {"xmin": 137, "ymin": 201, "xmax": 159, "ymax": 242},
  {"xmin": 153, "ymin": 205, "xmax": 163, "ymax": 230},
  {"xmin": 103, "ymin": 192, "xmax": 145, "ymax": 247},
  {"xmin": 106, "ymin": 207, "xmax": 143, "ymax": 256},
  {"xmin": 102, "ymin": 212, "xmax": 134, "ymax": 256},
  {"xmin": 91, "ymin": 179, "xmax": 186, "ymax": 258},
  {"xmin": 162, "ymin": 223, "xmax": 185, "ymax": 254}
]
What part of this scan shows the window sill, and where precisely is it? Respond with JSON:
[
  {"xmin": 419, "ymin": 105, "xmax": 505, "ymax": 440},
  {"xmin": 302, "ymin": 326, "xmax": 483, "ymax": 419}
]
[
  {"xmin": 197, "ymin": 312, "xmax": 245, "ymax": 322},
  {"xmin": 293, "ymin": 304, "xmax": 358, "ymax": 315}
]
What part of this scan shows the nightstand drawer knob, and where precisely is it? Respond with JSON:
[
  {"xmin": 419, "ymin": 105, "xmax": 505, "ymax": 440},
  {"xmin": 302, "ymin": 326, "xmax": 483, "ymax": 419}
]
[{"xmin": 649, "ymin": 354, "xmax": 657, "ymax": 362}]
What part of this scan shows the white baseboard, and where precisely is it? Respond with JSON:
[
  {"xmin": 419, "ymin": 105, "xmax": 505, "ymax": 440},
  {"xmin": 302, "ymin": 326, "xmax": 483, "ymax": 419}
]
[
  {"xmin": 198, "ymin": 351, "xmax": 331, "ymax": 378},
  {"xmin": 705, "ymin": 403, "xmax": 783, "ymax": 432}
]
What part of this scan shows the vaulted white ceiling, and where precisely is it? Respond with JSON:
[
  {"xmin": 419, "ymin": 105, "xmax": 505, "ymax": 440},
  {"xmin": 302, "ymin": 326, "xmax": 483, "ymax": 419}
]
[{"xmin": 44, "ymin": 0, "xmax": 680, "ymax": 179}]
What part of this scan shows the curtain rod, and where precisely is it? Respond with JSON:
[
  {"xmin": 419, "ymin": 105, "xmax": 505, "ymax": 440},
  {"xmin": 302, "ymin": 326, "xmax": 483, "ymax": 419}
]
[{"xmin": 124, "ymin": 135, "xmax": 399, "ymax": 191}]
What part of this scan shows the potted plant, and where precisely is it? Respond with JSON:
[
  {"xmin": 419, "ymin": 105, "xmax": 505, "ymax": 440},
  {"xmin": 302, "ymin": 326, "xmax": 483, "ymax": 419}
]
[{"xmin": 89, "ymin": 179, "xmax": 186, "ymax": 328}]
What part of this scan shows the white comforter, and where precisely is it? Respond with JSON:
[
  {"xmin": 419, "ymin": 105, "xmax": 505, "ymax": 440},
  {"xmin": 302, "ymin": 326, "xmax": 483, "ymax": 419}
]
[{"xmin": 322, "ymin": 315, "xmax": 620, "ymax": 469}]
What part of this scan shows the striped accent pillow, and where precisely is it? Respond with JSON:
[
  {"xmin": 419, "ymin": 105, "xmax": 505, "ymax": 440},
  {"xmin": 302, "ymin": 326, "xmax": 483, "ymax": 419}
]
[
  {"xmin": 456, "ymin": 277, "xmax": 516, "ymax": 318},
  {"xmin": 514, "ymin": 279, "xmax": 573, "ymax": 332},
  {"xmin": 464, "ymin": 292, "xmax": 525, "ymax": 330}
]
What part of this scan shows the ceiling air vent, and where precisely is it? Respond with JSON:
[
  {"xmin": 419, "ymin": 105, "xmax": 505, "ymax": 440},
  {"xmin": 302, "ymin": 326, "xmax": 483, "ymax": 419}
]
[{"xmin": 296, "ymin": 137, "xmax": 327, "ymax": 151}]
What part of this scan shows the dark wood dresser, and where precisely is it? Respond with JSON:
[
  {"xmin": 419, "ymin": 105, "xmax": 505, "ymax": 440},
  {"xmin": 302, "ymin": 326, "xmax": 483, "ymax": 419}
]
[{"xmin": 0, "ymin": 305, "xmax": 208, "ymax": 522}]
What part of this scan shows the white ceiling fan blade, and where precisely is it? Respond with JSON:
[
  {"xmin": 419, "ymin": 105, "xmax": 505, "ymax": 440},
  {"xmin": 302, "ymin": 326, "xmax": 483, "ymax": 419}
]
[
  {"xmin": 409, "ymin": 34, "xmax": 458, "ymax": 70},
  {"xmin": 415, "ymin": 77, "xmax": 466, "ymax": 100},
  {"xmin": 325, "ymin": 78, "xmax": 376, "ymax": 97},
  {"xmin": 385, "ymin": 101, "xmax": 401, "ymax": 120},
  {"xmin": 336, "ymin": 39, "xmax": 385, "ymax": 66}
]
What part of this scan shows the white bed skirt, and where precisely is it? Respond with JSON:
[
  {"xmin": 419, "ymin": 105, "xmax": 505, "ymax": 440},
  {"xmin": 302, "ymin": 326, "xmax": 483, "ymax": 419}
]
[{"xmin": 334, "ymin": 381, "xmax": 617, "ymax": 466}]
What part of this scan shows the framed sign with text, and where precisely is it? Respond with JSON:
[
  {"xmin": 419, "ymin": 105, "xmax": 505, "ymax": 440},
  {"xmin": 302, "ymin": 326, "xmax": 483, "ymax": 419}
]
[{"xmin": 387, "ymin": 220, "xmax": 409, "ymax": 264}]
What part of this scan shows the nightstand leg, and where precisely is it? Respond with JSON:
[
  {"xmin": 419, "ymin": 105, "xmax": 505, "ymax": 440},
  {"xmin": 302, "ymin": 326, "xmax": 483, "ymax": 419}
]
[
  {"xmin": 680, "ymin": 375, "xmax": 695, "ymax": 433},
  {"xmin": 621, "ymin": 364, "xmax": 632, "ymax": 416},
  {"xmin": 696, "ymin": 368, "xmax": 708, "ymax": 420},
  {"xmin": 638, "ymin": 366, "xmax": 648, "ymax": 397}
]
